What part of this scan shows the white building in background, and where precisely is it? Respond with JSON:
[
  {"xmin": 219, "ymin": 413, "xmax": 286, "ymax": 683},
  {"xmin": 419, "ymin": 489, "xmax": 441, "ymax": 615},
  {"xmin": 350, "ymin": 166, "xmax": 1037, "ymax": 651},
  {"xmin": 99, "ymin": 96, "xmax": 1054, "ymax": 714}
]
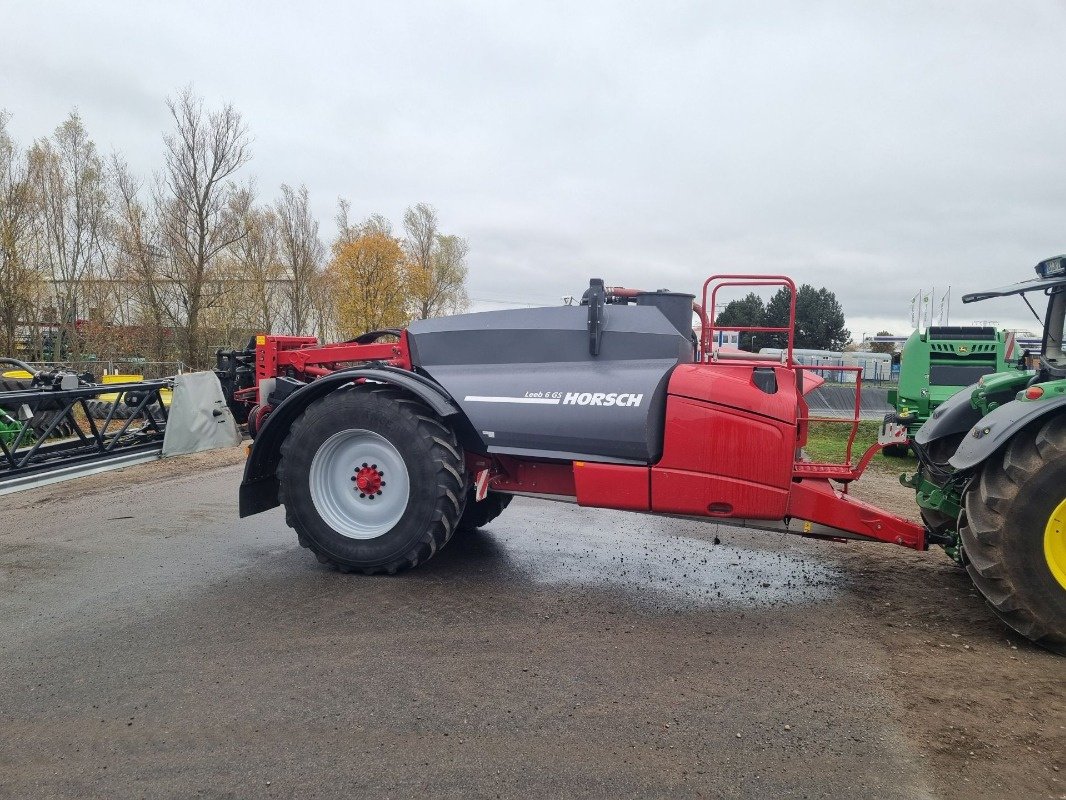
[
  {"xmin": 843, "ymin": 351, "xmax": 892, "ymax": 381},
  {"xmin": 692, "ymin": 327, "xmax": 742, "ymax": 348},
  {"xmin": 757, "ymin": 348, "xmax": 892, "ymax": 383},
  {"xmin": 712, "ymin": 330, "xmax": 741, "ymax": 348}
]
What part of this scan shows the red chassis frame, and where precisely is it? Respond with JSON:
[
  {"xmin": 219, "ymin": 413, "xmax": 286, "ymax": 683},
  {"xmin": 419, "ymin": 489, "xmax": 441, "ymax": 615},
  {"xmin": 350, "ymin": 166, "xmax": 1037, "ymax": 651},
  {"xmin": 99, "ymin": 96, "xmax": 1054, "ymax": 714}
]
[
  {"xmin": 231, "ymin": 332, "xmax": 414, "ymax": 409},
  {"xmin": 248, "ymin": 277, "xmax": 924, "ymax": 551}
]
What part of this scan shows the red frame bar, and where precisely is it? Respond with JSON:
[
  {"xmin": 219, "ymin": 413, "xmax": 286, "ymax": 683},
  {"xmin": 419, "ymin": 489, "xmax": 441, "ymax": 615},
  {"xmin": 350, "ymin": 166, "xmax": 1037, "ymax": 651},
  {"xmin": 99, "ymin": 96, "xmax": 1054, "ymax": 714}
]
[
  {"xmin": 788, "ymin": 478, "xmax": 925, "ymax": 549},
  {"xmin": 701, "ymin": 275, "xmax": 797, "ymax": 362},
  {"xmin": 252, "ymin": 331, "xmax": 413, "ymax": 406},
  {"xmin": 280, "ymin": 339, "xmax": 409, "ymax": 372},
  {"xmin": 255, "ymin": 332, "xmax": 412, "ymax": 384},
  {"xmin": 790, "ymin": 363, "xmax": 890, "ymax": 483}
]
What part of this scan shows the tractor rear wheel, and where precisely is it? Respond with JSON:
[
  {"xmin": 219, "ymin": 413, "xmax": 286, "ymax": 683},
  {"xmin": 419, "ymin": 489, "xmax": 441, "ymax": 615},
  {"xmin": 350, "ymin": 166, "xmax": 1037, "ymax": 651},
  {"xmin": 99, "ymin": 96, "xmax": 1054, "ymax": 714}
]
[
  {"xmin": 960, "ymin": 416, "xmax": 1066, "ymax": 654},
  {"xmin": 277, "ymin": 385, "xmax": 466, "ymax": 574},
  {"xmin": 456, "ymin": 490, "xmax": 512, "ymax": 532}
]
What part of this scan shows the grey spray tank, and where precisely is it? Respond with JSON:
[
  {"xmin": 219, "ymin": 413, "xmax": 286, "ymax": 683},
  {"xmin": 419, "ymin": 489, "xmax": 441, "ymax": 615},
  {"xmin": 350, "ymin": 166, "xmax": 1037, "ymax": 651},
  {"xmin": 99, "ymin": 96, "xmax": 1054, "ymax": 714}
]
[{"xmin": 407, "ymin": 303, "xmax": 692, "ymax": 463}]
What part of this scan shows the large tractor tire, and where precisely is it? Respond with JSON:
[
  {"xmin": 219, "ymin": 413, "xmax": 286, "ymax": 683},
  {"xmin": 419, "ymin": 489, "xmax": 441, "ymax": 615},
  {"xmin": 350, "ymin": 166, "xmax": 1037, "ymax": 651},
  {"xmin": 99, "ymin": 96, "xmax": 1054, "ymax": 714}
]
[
  {"xmin": 0, "ymin": 375, "xmax": 73, "ymax": 438},
  {"xmin": 456, "ymin": 490, "xmax": 513, "ymax": 532},
  {"xmin": 277, "ymin": 385, "xmax": 467, "ymax": 574},
  {"xmin": 0, "ymin": 375, "xmax": 31, "ymax": 394},
  {"xmin": 960, "ymin": 416, "xmax": 1066, "ymax": 654},
  {"xmin": 84, "ymin": 398, "xmax": 135, "ymax": 421}
]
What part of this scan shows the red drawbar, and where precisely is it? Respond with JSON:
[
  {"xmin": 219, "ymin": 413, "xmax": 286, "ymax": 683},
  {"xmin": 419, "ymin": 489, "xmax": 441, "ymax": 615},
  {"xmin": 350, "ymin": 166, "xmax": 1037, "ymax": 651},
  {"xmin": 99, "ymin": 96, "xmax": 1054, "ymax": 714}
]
[
  {"xmin": 787, "ymin": 478, "xmax": 925, "ymax": 549},
  {"xmin": 574, "ymin": 462, "xmax": 650, "ymax": 510}
]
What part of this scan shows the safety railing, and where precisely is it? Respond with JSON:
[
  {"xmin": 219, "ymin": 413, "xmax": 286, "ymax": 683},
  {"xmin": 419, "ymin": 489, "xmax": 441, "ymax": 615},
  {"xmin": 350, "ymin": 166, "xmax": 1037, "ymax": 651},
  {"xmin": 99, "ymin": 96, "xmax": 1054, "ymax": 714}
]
[
  {"xmin": 701, "ymin": 275, "xmax": 797, "ymax": 363},
  {"xmin": 792, "ymin": 364, "xmax": 887, "ymax": 482}
]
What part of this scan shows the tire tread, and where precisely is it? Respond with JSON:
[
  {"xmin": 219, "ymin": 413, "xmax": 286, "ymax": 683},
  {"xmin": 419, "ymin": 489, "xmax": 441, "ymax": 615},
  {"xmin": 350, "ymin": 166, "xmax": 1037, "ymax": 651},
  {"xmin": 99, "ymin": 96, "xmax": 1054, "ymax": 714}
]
[
  {"xmin": 277, "ymin": 385, "xmax": 467, "ymax": 575},
  {"xmin": 961, "ymin": 417, "xmax": 1066, "ymax": 654}
]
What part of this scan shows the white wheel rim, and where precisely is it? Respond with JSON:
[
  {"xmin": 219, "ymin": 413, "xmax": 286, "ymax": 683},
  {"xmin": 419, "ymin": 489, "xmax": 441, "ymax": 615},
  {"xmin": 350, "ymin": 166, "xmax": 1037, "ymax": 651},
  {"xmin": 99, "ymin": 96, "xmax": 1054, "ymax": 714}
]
[{"xmin": 308, "ymin": 429, "xmax": 410, "ymax": 540}]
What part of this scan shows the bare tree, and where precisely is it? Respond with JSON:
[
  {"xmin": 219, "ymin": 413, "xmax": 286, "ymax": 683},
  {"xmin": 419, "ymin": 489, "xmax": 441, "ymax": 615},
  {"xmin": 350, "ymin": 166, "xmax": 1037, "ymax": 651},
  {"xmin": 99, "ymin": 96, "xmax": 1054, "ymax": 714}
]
[
  {"xmin": 158, "ymin": 87, "xmax": 250, "ymax": 366},
  {"xmin": 431, "ymin": 233, "xmax": 470, "ymax": 314},
  {"xmin": 0, "ymin": 112, "xmax": 40, "ymax": 356},
  {"xmin": 276, "ymin": 183, "xmax": 322, "ymax": 335},
  {"xmin": 403, "ymin": 203, "xmax": 436, "ymax": 320},
  {"xmin": 334, "ymin": 198, "xmax": 390, "ymax": 245},
  {"xmin": 30, "ymin": 111, "xmax": 110, "ymax": 361},
  {"xmin": 230, "ymin": 184, "xmax": 283, "ymax": 333},
  {"xmin": 403, "ymin": 203, "xmax": 469, "ymax": 319},
  {"xmin": 111, "ymin": 155, "xmax": 178, "ymax": 360},
  {"xmin": 334, "ymin": 196, "xmax": 357, "ymax": 247},
  {"xmin": 307, "ymin": 267, "xmax": 338, "ymax": 343}
]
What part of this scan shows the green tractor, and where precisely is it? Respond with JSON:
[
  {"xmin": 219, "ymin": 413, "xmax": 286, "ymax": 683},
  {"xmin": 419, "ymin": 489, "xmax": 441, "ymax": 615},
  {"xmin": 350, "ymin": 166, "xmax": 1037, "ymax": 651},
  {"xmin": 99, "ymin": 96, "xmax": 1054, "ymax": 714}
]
[
  {"xmin": 906, "ymin": 254, "xmax": 1066, "ymax": 653},
  {"xmin": 888, "ymin": 325, "xmax": 1021, "ymax": 450}
]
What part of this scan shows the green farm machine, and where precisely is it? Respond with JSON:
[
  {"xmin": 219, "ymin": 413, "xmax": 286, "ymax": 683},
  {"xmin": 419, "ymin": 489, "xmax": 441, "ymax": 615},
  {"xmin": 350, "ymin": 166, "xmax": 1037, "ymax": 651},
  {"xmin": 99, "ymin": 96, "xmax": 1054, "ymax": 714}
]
[
  {"xmin": 906, "ymin": 254, "xmax": 1066, "ymax": 652},
  {"xmin": 888, "ymin": 326, "xmax": 1021, "ymax": 447}
]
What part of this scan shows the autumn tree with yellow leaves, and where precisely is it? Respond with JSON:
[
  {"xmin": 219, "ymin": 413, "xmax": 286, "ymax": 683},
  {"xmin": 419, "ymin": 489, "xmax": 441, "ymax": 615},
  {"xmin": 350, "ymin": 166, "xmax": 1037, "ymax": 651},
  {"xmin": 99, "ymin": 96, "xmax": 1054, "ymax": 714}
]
[
  {"xmin": 327, "ymin": 213, "xmax": 409, "ymax": 338},
  {"xmin": 326, "ymin": 201, "xmax": 469, "ymax": 338}
]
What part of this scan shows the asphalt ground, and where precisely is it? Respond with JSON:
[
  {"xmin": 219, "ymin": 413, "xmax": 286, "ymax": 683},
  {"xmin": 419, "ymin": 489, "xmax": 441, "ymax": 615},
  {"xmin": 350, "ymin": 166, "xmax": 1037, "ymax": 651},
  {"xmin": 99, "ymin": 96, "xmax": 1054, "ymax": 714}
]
[{"xmin": 1, "ymin": 449, "xmax": 1063, "ymax": 799}]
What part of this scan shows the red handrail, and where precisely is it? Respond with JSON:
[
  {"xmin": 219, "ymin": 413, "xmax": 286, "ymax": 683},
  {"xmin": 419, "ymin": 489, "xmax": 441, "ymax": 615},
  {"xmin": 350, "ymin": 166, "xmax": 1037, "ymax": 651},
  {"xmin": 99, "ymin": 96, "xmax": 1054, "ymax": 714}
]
[
  {"xmin": 701, "ymin": 275, "xmax": 797, "ymax": 364},
  {"xmin": 794, "ymin": 363, "xmax": 864, "ymax": 466}
]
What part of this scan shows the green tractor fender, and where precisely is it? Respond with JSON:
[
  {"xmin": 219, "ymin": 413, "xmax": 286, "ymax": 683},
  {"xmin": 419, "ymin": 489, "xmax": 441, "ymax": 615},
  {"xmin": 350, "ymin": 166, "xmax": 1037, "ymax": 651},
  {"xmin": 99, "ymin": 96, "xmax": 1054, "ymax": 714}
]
[
  {"xmin": 949, "ymin": 395, "xmax": 1066, "ymax": 471},
  {"xmin": 913, "ymin": 381, "xmax": 983, "ymax": 447}
]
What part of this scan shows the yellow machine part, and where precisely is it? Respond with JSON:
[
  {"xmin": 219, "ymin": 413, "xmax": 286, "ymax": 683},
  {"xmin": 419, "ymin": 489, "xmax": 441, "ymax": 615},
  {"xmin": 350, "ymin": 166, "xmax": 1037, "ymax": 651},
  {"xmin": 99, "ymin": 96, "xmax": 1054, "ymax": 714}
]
[
  {"xmin": 1045, "ymin": 497, "xmax": 1066, "ymax": 592},
  {"xmin": 4, "ymin": 369, "xmax": 171, "ymax": 406},
  {"xmin": 99, "ymin": 374, "xmax": 172, "ymax": 407}
]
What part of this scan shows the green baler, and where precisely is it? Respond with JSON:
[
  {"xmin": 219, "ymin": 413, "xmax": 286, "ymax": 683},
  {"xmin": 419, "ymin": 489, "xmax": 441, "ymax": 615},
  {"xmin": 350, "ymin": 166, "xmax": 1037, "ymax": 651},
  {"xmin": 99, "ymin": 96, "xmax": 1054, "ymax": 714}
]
[{"xmin": 888, "ymin": 326, "xmax": 1020, "ymax": 437}]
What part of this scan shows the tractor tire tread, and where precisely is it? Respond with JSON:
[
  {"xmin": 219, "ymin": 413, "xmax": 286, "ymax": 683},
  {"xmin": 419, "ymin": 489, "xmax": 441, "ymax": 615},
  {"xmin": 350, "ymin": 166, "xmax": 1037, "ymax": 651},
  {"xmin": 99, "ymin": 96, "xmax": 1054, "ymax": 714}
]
[
  {"xmin": 456, "ymin": 490, "xmax": 513, "ymax": 532},
  {"xmin": 278, "ymin": 385, "xmax": 466, "ymax": 575},
  {"xmin": 961, "ymin": 418, "xmax": 1066, "ymax": 655},
  {"xmin": 84, "ymin": 398, "xmax": 135, "ymax": 421}
]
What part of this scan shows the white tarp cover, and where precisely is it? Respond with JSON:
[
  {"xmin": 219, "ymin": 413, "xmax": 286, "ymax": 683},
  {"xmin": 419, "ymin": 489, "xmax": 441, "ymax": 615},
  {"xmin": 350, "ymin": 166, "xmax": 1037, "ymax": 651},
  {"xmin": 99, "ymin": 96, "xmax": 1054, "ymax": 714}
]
[{"xmin": 162, "ymin": 372, "xmax": 242, "ymax": 457}]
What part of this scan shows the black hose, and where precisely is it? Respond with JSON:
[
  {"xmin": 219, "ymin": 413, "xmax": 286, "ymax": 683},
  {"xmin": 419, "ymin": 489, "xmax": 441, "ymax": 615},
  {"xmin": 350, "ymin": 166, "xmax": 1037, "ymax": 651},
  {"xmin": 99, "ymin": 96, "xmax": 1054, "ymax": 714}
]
[{"xmin": 0, "ymin": 357, "xmax": 38, "ymax": 376}]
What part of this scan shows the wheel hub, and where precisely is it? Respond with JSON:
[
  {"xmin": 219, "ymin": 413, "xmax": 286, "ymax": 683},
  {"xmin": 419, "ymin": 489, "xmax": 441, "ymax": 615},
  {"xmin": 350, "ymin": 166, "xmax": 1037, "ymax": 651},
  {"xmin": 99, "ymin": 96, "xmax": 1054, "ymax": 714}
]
[
  {"xmin": 353, "ymin": 463, "xmax": 385, "ymax": 498},
  {"xmin": 308, "ymin": 429, "xmax": 410, "ymax": 540}
]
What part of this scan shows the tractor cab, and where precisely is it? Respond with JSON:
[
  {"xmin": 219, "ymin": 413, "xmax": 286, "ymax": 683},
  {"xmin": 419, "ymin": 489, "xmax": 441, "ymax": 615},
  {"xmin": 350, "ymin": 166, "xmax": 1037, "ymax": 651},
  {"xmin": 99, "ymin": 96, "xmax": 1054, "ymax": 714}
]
[{"xmin": 961, "ymin": 254, "xmax": 1066, "ymax": 379}]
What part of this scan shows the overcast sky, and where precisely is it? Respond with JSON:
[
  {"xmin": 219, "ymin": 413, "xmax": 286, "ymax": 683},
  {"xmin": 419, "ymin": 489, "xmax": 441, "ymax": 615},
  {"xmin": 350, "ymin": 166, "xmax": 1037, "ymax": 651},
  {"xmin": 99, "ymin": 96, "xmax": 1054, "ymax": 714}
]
[{"xmin": 3, "ymin": 1, "xmax": 1065, "ymax": 340}]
